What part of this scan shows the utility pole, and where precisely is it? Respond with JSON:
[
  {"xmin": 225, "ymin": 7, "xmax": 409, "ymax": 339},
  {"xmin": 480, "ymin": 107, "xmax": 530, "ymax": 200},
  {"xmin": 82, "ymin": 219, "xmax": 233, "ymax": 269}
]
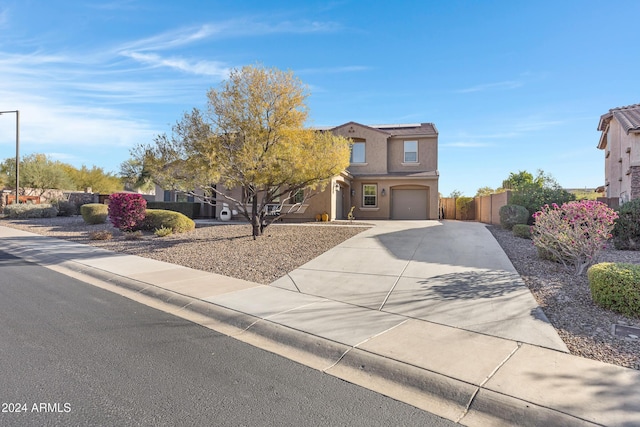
[{"xmin": 0, "ymin": 110, "xmax": 19, "ymax": 204}]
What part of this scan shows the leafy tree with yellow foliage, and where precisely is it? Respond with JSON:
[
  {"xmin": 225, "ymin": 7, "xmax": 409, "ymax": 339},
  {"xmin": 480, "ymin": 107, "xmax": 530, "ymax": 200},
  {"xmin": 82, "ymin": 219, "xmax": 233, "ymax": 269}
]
[
  {"xmin": 61, "ymin": 164, "xmax": 123, "ymax": 194},
  {"xmin": 139, "ymin": 65, "xmax": 352, "ymax": 238},
  {"xmin": 1, "ymin": 154, "xmax": 73, "ymax": 196}
]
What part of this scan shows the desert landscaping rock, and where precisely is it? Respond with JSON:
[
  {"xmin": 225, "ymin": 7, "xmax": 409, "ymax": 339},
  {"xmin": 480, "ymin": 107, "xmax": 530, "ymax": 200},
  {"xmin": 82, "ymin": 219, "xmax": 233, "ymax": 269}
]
[
  {"xmin": 1, "ymin": 216, "xmax": 368, "ymax": 285},
  {"xmin": 488, "ymin": 225, "xmax": 640, "ymax": 370}
]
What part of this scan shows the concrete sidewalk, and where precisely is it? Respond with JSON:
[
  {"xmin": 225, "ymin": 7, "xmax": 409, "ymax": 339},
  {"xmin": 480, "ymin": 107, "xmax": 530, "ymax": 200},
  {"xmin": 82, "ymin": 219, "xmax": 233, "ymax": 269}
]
[{"xmin": 1, "ymin": 222, "xmax": 639, "ymax": 426}]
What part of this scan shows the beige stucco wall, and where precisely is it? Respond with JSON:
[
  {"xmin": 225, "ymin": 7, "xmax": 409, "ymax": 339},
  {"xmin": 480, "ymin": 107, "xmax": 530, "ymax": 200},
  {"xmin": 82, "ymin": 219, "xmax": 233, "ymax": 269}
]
[
  {"xmin": 387, "ymin": 136, "xmax": 438, "ymax": 173},
  {"xmin": 349, "ymin": 178, "xmax": 438, "ymax": 220},
  {"xmin": 332, "ymin": 123, "xmax": 388, "ymax": 175},
  {"xmin": 603, "ymin": 120, "xmax": 640, "ymax": 202}
]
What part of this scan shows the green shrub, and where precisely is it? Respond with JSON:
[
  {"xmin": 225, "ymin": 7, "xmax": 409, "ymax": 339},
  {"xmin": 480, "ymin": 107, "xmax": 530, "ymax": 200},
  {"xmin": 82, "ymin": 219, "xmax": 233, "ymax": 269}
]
[
  {"xmin": 588, "ymin": 263, "xmax": 640, "ymax": 317},
  {"xmin": 510, "ymin": 185, "xmax": 575, "ymax": 225},
  {"xmin": 154, "ymin": 226, "xmax": 173, "ymax": 237},
  {"xmin": 81, "ymin": 203, "xmax": 108, "ymax": 224},
  {"xmin": 512, "ymin": 224, "xmax": 531, "ymax": 239},
  {"xmin": 141, "ymin": 209, "xmax": 195, "ymax": 233},
  {"xmin": 146, "ymin": 202, "xmax": 201, "ymax": 219},
  {"xmin": 55, "ymin": 200, "xmax": 77, "ymax": 216},
  {"xmin": 89, "ymin": 230, "xmax": 113, "ymax": 240},
  {"xmin": 499, "ymin": 204, "xmax": 529, "ymax": 230},
  {"xmin": 612, "ymin": 198, "xmax": 640, "ymax": 250},
  {"xmin": 3, "ymin": 203, "xmax": 58, "ymax": 218},
  {"xmin": 455, "ymin": 197, "xmax": 474, "ymax": 220}
]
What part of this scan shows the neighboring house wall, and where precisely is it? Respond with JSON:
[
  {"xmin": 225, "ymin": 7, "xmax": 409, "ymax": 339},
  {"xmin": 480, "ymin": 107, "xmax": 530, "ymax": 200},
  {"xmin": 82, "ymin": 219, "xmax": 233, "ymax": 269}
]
[{"xmin": 598, "ymin": 104, "xmax": 640, "ymax": 203}]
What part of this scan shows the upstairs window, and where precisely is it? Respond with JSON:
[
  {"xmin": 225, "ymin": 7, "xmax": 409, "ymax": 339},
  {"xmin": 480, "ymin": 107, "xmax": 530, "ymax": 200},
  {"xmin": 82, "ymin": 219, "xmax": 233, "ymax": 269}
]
[
  {"xmin": 363, "ymin": 184, "xmax": 377, "ymax": 207},
  {"xmin": 350, "ymin": 141, "xmax": 366, "ymax": 163},
  {"xmin": 404, "ymin": 140, "xmax": 418, "ymax": 163}
]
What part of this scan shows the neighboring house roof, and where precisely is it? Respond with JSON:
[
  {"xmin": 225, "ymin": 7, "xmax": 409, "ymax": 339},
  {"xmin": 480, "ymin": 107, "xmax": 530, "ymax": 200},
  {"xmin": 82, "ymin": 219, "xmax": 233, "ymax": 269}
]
[
  {"xmin": 598, "ymin": 104, "xmax": 640, "ymax": 134},
  {"xmin": 597, "ymin": 103, "xmax": 640, "ymax": 149}
]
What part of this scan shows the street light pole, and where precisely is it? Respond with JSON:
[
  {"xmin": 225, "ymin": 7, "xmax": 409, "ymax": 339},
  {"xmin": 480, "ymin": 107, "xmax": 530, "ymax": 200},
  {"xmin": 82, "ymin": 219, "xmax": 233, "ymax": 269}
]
[{"xmin": 0, "ymin": 110, "xmax": 19, "ymax": 204}]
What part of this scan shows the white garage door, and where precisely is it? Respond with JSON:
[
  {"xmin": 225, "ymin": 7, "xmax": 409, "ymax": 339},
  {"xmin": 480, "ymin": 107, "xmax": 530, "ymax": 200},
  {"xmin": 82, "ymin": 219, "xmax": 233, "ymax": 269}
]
[{"xmin": 391, "ymin": 189, "xmax": 428, "ymax": 220}]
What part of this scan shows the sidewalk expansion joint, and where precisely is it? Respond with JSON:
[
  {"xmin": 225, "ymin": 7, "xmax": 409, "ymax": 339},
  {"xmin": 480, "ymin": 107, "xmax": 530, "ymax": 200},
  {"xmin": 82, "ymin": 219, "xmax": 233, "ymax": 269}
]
[
  {"xmin": 377, "ymin": 266, "xmax": 405, "ymax": 311},
  {"xmin": 286, "ymin": 273, "xmax": 302, "ymax": 293},
  {"xmin": 456, "ymin": 341, "xmax": 522, "ymax": 423},
  {"xmin": 322, "ymin": 319, "xmax": 409, "ymax": 372},
  {"xmin": 231, "ymin": 301, "xmax": 324, "ymax": 337},
  {"xmin": 378, "ymin": 231, "xmax": 430, "ymax": 312}
]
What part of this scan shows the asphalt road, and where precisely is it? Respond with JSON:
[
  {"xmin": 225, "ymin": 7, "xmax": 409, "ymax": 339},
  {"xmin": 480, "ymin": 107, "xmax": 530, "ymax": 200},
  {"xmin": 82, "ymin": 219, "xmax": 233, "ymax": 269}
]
[{"xmin": 0, "ymin": 250, "xmax": 457, "ymax": 426}]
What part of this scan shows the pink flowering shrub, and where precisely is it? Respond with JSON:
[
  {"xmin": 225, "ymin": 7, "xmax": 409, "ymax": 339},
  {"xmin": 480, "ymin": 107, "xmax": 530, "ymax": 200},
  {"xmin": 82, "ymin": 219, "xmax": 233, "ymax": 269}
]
[
  {"xmin": 108, "ymin": 193, "xmax": 147, "ymax": 231},
  {"xmin": 531, "ymin": 200, "xmax": 618, "ymax": 275}
]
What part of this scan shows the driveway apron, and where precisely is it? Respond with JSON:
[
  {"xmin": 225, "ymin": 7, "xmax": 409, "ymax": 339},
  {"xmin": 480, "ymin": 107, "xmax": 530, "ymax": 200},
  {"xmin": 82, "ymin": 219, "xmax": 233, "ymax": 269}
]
[{"xmin": 271, "ymin": 220, "xmax": 568, "ymax": 352}]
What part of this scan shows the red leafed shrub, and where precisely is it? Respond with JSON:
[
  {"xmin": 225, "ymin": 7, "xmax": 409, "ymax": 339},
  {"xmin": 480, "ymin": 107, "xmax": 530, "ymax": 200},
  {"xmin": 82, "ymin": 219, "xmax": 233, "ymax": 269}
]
[{"xmin": 108, "ymin": 193, "xmax": 147, "ymax": 231}]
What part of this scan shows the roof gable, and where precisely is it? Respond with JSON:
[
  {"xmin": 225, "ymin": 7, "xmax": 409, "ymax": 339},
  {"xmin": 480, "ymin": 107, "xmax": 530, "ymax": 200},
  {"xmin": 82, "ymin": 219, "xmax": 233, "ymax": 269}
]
[
  {"xmin": 598, "ymin": 104, "xmax": 640, "ymax": 134},
  {"xmin": 330, "ymin": 121, "xmax": 390, "ymax": 136},
  {"xmin": 329, "ymin": 121, "xmax": 438, "ymax": 138}
]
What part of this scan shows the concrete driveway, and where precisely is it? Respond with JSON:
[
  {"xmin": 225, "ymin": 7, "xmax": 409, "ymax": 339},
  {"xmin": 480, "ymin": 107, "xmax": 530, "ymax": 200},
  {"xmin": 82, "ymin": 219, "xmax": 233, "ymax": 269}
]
[{"xmin": 270, "ymin": 220, "xmax": 567, "ymax": 351}]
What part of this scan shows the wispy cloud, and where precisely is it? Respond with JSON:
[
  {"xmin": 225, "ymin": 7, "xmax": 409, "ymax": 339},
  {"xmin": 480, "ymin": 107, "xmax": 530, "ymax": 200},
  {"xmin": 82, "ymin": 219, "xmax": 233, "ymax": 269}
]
[
  {"xmin": 118, "ymin": 25, "xmax": 224, "ymax": 52},
  {"xmin": 119, "ymin": 19, "xmax": 341, "ymax": 53},
  {"xmin": 0, "ymin": 14, "xmax": 346, "ymax": 169},
  {"xmin": 455, "ymin": 80, "xmax": 523, "ymax": 93},
  {"xmin": 121, "ymin": 51, "xmax": 229, "ymax": 77},
  {"xmin": 117, "ymin": 19, "xmax": 342, "ymax": 75}
]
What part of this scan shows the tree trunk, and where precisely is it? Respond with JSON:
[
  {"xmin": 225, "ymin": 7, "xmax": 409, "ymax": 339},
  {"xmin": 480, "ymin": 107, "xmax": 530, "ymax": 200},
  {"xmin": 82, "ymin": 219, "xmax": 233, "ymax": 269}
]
[{"xmin": 251, "ymin": 196, "xmax": 260, "ymax": 240}]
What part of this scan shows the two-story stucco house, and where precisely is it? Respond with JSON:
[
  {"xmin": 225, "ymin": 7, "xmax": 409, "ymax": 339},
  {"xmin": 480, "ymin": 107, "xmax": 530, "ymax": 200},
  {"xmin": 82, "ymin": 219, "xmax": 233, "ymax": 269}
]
[
  {"xmin": 597, "ymin": 104, "xmax": 640, "ymax": 202},
  {"xmin": 328, "ymin": 121, "xmax": 439, "ymax": 220},
  {"xmin": 153, "ymin": 120, "xmax": 439, "ymax": 221}
]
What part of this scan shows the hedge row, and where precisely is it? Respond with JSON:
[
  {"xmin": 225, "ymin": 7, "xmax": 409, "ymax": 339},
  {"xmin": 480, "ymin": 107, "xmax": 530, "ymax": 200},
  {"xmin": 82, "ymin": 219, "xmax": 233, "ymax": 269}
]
[
  {"xmin": 146, "ymin": 202, "xmax": 201, "ymax": 219},
  {"xmin": 3, "ymin": 203, "xmax": 58, "ymax": 218}
]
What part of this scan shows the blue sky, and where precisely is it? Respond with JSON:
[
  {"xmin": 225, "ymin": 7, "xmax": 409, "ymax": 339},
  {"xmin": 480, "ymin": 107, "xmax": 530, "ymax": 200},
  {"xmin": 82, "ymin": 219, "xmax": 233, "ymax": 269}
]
[{"xmin": 0, "ymin": 0, "xmax": 638, "ymax": 196}]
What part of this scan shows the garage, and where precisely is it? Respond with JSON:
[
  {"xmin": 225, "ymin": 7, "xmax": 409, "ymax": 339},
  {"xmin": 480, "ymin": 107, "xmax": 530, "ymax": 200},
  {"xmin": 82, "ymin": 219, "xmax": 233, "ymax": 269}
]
[{"xmin": 391, "ymin": 189, "xmax": 429, "ymax": 220}]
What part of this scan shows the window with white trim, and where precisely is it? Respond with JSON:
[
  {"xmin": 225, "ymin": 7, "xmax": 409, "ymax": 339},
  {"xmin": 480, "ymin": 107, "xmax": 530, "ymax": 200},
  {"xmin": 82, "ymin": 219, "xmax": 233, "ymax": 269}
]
[
  {"xmin": 363, "ymin": 184, "xmax": 377, "ymax": 207},
  {"xmin": 404, "ymin": 140, "xmax": 418, "ymax": 163},
  {"xmin": 350, "ymin": 142, "xmax": 366, "ymax": 163}
]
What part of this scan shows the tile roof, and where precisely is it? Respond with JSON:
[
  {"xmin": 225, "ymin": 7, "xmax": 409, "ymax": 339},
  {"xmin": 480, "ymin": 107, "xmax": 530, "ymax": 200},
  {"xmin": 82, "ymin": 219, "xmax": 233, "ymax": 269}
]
[{"xmin": 598, "ymin": 104, "xmax": 640, "ymax": 134}]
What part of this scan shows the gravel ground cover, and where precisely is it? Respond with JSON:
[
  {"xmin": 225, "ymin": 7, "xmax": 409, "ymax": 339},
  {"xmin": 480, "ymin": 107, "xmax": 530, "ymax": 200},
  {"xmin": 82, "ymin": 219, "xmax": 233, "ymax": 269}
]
[
  {"xmin": 2, "ymin": 216, "xmax": 639, "ymax": 369},
  {"xmin": 1, "ymin": 216, "xmax": 369, "ymax": 285},
  {"xmin": 488, "ymin": 225, "xmax": 640, "ymax": 370}
]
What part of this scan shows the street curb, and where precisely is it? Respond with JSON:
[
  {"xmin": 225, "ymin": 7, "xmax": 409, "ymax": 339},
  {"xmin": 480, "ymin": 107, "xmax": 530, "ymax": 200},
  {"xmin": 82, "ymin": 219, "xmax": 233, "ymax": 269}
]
[{"xmin": 2, "ymin": 244, "xmax": 601, "ymax": 426}]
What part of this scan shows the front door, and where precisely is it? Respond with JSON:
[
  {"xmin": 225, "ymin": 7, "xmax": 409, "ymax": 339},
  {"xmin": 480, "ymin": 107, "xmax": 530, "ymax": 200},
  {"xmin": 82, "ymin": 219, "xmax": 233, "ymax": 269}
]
[{"xmin": 335, "ymin": 186, "xmax": 344, "ymax": 220}]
